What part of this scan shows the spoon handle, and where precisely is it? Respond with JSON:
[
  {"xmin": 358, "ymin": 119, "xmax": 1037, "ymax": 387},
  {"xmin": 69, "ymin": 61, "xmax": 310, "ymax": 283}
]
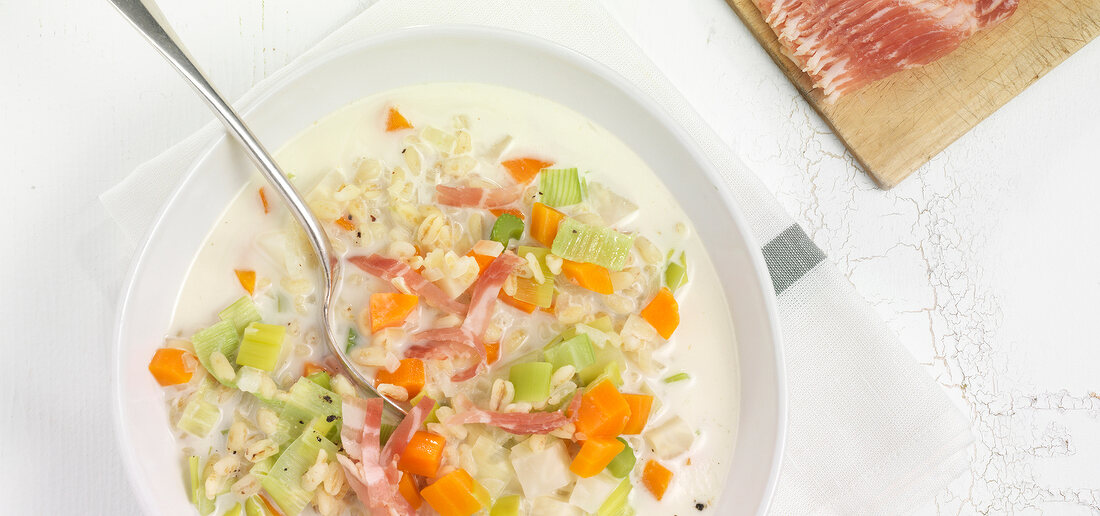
[{"xmin": 108, "ymin": 0, "xmax": 407, "ymax": 418}]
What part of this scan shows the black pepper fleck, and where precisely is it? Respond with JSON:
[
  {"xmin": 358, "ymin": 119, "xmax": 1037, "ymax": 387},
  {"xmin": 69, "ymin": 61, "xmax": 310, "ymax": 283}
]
[
  {"xmin": 322, "ymin": 395, "xmax": 333, "ymax": 403},
  {"xmin": 298, "ymin": 420, "xmax": 304, "ymax": 425},
  {"xmin": 370, "ymin": 215, "xmax": 377, "ymax": 222},
  {"xmin": 356, "ymin": 231, "xmax": 362, "ymax": 238},
  {"xmin": 696, "ymin": 503, "xmax": 706, "ymax": 511},
  {"xmin": 326, "ymin": 415, "xmax": 337, "ymax": 423}
]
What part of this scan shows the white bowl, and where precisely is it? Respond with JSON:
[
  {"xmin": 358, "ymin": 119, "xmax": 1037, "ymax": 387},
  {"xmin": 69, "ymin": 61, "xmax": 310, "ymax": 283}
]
[{"xmin": 113, "ymin": 26, "xmax": 785, "ymax": 515}]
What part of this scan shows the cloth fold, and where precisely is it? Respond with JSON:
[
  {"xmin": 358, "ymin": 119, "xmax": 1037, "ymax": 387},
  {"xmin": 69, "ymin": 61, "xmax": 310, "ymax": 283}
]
[{"xmin": 101, "ymin": 0, "xmax": 972, "ymax": 514}]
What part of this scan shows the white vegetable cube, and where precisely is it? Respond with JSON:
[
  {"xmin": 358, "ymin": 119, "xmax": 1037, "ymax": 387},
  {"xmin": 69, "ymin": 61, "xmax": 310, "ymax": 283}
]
[
  {"xmin": 645, "ymin": 415, "xmax": 695, "ymax": 459},
  {"xmin": 568, "ymin": 470, "xmax": 621, "ymax": 513},
  {"xmin": 509, "ymin": 437, "xmax": 573, "ymax": 498},
  {"xmin": 531, "ymin": 496, "xmax": 584, "ymax": 516}
]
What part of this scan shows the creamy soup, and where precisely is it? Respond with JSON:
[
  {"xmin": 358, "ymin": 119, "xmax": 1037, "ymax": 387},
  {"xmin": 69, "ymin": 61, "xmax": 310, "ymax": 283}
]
[{"xmin": 150, "ymin": 83, "xmax": 740, "ymax": 516}]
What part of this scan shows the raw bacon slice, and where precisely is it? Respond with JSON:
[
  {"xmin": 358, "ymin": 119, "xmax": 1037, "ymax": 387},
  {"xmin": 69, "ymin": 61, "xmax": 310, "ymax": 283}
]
[
  {"xmin": 348, "ymin": 254, "xmax": 467, "ymax": 315},
  {"xmin": 446, "ymin": 396, "xmax": 570, "ymax": 435},
  {"xmin": 337, "ymin": 397, "xmax": 414, "ymax": 516},
  {"xmin": 380, "ymin": 396, "xmax": 437, "ymax": 466},
  {"xmin": 752, "ymin": 0, "xmax": 1018, "ymax": 98},
  {"xmin": 461, "ymin": 252, "xmax": 525, "ymax": 344},
  {"xmin": 436, "ymin": 184, "xmax": 525, "ymax": 209}
]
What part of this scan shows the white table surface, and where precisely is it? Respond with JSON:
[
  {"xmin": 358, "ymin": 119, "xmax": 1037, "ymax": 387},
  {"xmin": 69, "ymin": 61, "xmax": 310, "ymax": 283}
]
[{"xmin": 2, "ymin": 0, "xmax": 1098, "ymax": 514}]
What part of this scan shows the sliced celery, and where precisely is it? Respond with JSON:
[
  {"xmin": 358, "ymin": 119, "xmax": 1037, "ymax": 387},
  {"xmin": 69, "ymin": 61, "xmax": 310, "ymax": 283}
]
[
  {"xmin": 597, "ymin": 478, "xmax": 634, "ymax": 516},
  {"xmin": 578, "ymin": 345, "xmax": 627, "ymax": 386},
  {"xmin": 244, "ymin": 496, "xmax": 272, "ymax": 516},
  {"xmin": 490, "ymin": 213, "xmax": 524, "ymax": 246},
  {"xmin": 189, "ymin": 455, "xmax": 216, "ymax": 516},
  {"xmin": 218, "ymin": 295, "xmax": 262, "ymax": 334},
  {"xmin": 178, "ymin": 391, "xmax": 220, "ymax": 438},
  {"xmin": 272, "ymin": 378, "xmax": 342, "ymax": 446},
  {"xmin": 587, "ymin": 315, "xmax": 615, "ymax": 333},
  {"xmin": 551, "ymin": 218, "xmax": 635, "ymax": 271},
  {"xmin": 345, "ymin": 327, "xmax": 358, "ymax": 353},
  {"xmin": 222, "ymin": 503, "xmax": 242, "ymax": 516},
  {"xmin": 543, "ymin": 333, "xmax": 595, "ymax": 371},
  {"xmin": 306, "ymin": 371, "xmax": 331, "ymax": 391},
  {"xmin": 517, "ymin": 246, "xmax": 551, "ymax": 271},
  {"xmin": 605, "ymin": 438, "xmax": 636, "ymax": 478},
  {"xmin": 539, "ymin": 168, "xmax": 585, "ymax": 207},
  {"xmin": 588, "ymin": 361, "xmax": 623, "ymax": 388},
  {"xmin": 192, "ymin": 320, "xmax": 240, "ymax": 386},
  {"xmin": 249, "ymin": 455, "xmax": 276, "ymax": 479},
  {"xmin": 513, "ymin": 275, "xmax": 555, "ymax": 307},
  {"xmin": 663, "ymin": 372, "xmax": 690, "ymax": 383},
  {"xmin": 235, "ymin": 322, "xmax": 286, "ymax": 371},
  {"xmin": 261, "ymin": 427, "xmax": 338, "ymax": 516},
  {"xmin": 665, "ymin": 254, "xmax": 687, "ymax": 292},
  {"xmin": 509, "ymin": 362, "xmax": 553, "ymax": 403},
  {"xmin": 490, "ymin": 494, "xmax": 522, "ymax": 516}
]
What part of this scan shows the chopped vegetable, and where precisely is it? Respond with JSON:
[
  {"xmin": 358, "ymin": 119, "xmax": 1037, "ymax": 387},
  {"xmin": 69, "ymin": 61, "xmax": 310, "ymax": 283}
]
[
  {"xmin": 271, "ymin": 378, "xmax": 341, "ymax": 446},
  {"xmin": 645, "ymin": 415, "xmax": 695, "ymax": 459},
  {"xmin": 490, "ymin": 213, "xmax": 524, "ymax": 247},
  {"xmin": 605, "ymin": 438, "xmax": 636, "ymax": 478},
  {"xmin": 244, "ymin": 495, "xmax": 272, "ymax": 516},
  {"xmin": 490, "ymin": 494, "xmax": 521, "ymax": 516},
  {"xmin": 587, "ymin": 361, "xmax": 624, "ymax": 388},
  {"xmin": 490, "ymin": 207, "xmax": 525, "ymax": 220},
  {"xmin": 577, "ymin": 345, "xmax": 627, "ymax": 386},
  {"xmin": 498, "ymin": 291, "xmax": 537, "ymax": 313},
  {"xmin": 306, "ymin": 371, "xmax": 331, "ymax": 391},
  {"xmin": 191, "ymin": 321, "xmax": 240, "ymax": 386},
  {"xmin": 386, "ymin": 107, "xmax": 413, "ymax": 131},
  {"xmin": 375, "ymin": 358, "xmax": 426, "ymax": 398},
  {"xmin": 303, "ymin": 362, "xmax": 328, "ymax": 377},
  {"xmin": 334, "ymin": 216, "xmax": 355, "ymax": 231},
  {"xmin": 467, "ymin": 250, "xmax": 496, "ymax": 275},
  {"xmin": 380, "ymin": 422, "xmax": 398, "ymax": 446},
  {"xmin": 570, "ymin": 437, "xmax": 625, "ymax": 478},
  {"xmin": 485, "ymin": 341, "xmax": 501, "ymax": 365},
  {"xmin": 539, "ymin": 167, "xmax": 585, "ymax": 207},
  {"xmin": 262, "ymin": 427, "xmax": 337, "ymax": 516},
  {"xmin": 509, "ymin": 437, "xmax": 573, "ymax": 498},
  {"xmin": 346, "ymin": 327, "xmax": 358, "ymax": 352},
  {"xmin": 561, "ymin": 260, "xmax": 614, "ymax": 295},
  {"xmin": 641, "ymin": 460, "xmax": 672, "ymax": 501},
  {"xmin": 530, "ymin": 202, "xmax": 565, "ymax": 247},
  {"xmin": 513, "ymin": 275, "xmax": 554, "ymax": 308},
  {"xmin": 509, "ymin": 362, "xmax": 553, "ymax": 403},
  {"xmin": 663, "ymin": 372, "xmax": 690, "ymax": 383},
  {"xmin": 218, "ymin": 295, "xmax": 262, "ymax": 334},
  {"xmin": 399, "ymin": 472, "xmax": 423, "ymax": 509},
  {"xmin": 640, "ymin": 287, "xmax": 679, "ymax": 339},
  {"xmin": 368, "ymin": 292, "xmax": 419, "ymax": 333},
  {"xmin": 574, "ymin": 379, "xmax": 631, "ymax": 439},
  {"xmin": 258, "ymin": 187, "xmax": 270, "ymax": 214},
  {"xmin": 178, "ymin": 388, "xmax": 220, "ymax": 438},
  {"xmin": 420, "ymin": 468, "xmax": 490, "ymax": 516},
  {"xmin": 148, "ymin": 348, "xmax": 194, "ymax": 386},
  {"xmin": 501, "ymin": 157, "xmax": 553, "ymax": 184},
  {"xmin": 596, "ymin": 478, "xmax": 634, "ymax": 516},
  {"xmin": 664, "ymin": 258, "xmax": 687, "ymax": 292},
  {"xmin": 189, "ymin": 455, "xmax": 216, "ymax": 516},
  {"xmin": 621, "ymin": 394, "xmax": 654, "ymax": 435},
  {"xmin": 569, "ymin": 470, "xmax": 622, "ymax": 513},
  {"xmin": 223, "ymin": 503, "xmax": 242, "ymax": 516},
  {"xmin": 397, "ymin": 430, "xmax": 446, "ymax": 477},
  {"xmin": 235, "ymin": 269, "xmax": 257, "ymax": 296},
  {"xmin": 235, "ymin": 322, "xmax": 286, "ymax": 372},
  {"xmin": 543, "ymin": 333, "xmax": 595, "ymax": 372},
  {"xmin": 551, "ymin": 218, "xmax": 634, "ymax": 271}
]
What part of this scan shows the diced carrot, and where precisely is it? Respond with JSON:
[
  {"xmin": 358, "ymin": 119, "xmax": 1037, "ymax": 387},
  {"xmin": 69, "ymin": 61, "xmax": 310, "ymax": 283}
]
[
  {"xmin": 489, "ymin": 207, "xmax": 525, "ymax": 221},
  {"xmin": 530, "ymin": 202, "xmax": 565, "ymax": 248},
  {"xmin": 561, "ymin": 260, "xmax": 613, "ymax": 295},
  {"xmin": 466, "ymin": 251, "xmax": 495, "ymax": 275},
  {"xmin": 258, "ymin": 187, "xmax": 270, "ymax": 214},
  {"xmin": 420, "ymin": 468, "xmax": 488, "ymax": 516},
  {"xmin": 234, "ymin": 269, "xmax": 256, "ymax": 296},
  {"xmin": 570, "ymin": 437, "xmax": 625, "ymax": 478},
  {"xmin": 148, "ymin": 348, "xmax": 194, "ymax": 386},
  {"xmin": 621, "ymin": 394, "xmax": 654, "ymax": 435},
  {"xmin": 501, "ymin": 158, "xmax": 553, "ymax": 184},
  {"xmin": 303, "ymin": 362, "xmax": 331, "ymax": 377},
  {"xmin": 642, "ymin": 460, "xmax": 673, "ymax": 501},
  {"xmin": 640, "ymin": 287, "xmax": 679, "ymax": 339},
  {"xmin": 485, "ymin": 342, "xmax": 500, "ymax": 365},
  {"xmin": 386, "ymin": 107, "xmax": 413, "ymax": 132},
  {"xmin": 498, "ymin": 291, "xmax": 537, "ymax": 314},
  {"xmin": 574, "ymin": 379, "xmax": 631, "ymax": 439},
  {"xmin": 398, "ymin": 431, "xmax": 447, "ymax": 477},
  {"xmin": 369, "ymin": 293, "xmax": 419, "ymax": 333},
  {"xmin": 334, "ymin": 217, "xmax": 355, "ymax": 231},
  {"xmin": 374, "ymin": 358, "xmax": 425, "ymax": 399},
  {"xmin": 398, "ymin": 472, "xmax": 423, "ymax": 509}
]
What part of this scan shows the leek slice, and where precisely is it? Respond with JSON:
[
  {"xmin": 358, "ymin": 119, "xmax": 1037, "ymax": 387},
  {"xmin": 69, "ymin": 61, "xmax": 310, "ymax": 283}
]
[
  {"xmin": 218, "ymin": 295, "xmax": 262, "ymax": 334},
  {"xmin": 222, "ymin": 503, "xmax": 242, "ymax": 516},
  {"xmin": 665, "ymin": 252, "xmax": 688, "ymax": 292},
  {"xmin": 249, "ymin": 456, "xmax": 276, "ymax": 479},
  {"xmin": 490, "ymin": 495, "xmax": 522, "ymax": 516},
  {"xmin": 178, "ymin": 383, "xmax": 221, "ymax": 438},
  {"xmin": 188, "ymin": 455, "xmax": 216, "ymax": 516},
  {"xmin": 509, "ymin": 362, "xmax": 553, "ymax": 403},
  {"xmin": 597, "ymin": 478, "xmax": 634, "ymax": 516},
  {"xmin": 578, "ymin": 345, "xmax": 627, "ymax": 386},
  {"xmin": 306, "ymin": 371, "xmax": 331, "ymax": 391},
  {"xmin": 272, "ymin": 378, "xmax": 341, "ymax": 446},
  {"xmin": 261, "ymin": 427, "xmax": 338, "ymax": 516},
  {"xmin": 490, "ymin": 213, "xmax": 524, "ymax": 246},
  {"xmin": 539, "ymin": 168, "xmax": 585, "ymax": 207},
  {"xmin": 551, "ymin": 218, "xmax": 634, "ymax": 271},
  {"xmin": 380, "ymin": 422, "xmax": 398, "ymax": 446},
  {"xmin": 244, "ymin": 496, "xmax": 273, "ymax": 516},
  {"xmin": 346, "ymin": 327, "xmax": 358, "ymax": 353},
  {"xmin": 543, "ymin": 333, "xmax": 595, "ymax": 372},
  {"xmin": 235, "ymin": 322, "xmax": 286, "ymax": 372},
  {"xmin": 663, "ymin": 372, "xmax": 690, "ymax": 383},
  {"xmin": 513, "ymin": 275, "xmax": 555, "ymax": 307},
  {"xmin": 191, "ymin": 320, "xmax": 240, "ymax": 386},
  {"xmin": 605, "ymin": 438, "xmax": 636, "ymax": 478}
]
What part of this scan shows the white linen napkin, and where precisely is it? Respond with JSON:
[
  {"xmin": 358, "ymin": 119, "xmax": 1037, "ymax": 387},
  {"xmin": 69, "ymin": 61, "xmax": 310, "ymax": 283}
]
[{"xmin": 102, "ymin": 0, "xmax": 973, "ymax": 513}]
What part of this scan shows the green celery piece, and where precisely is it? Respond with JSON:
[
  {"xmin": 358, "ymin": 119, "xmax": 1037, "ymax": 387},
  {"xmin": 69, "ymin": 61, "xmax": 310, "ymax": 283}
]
[
  {"xmin": 219, "ymin": 295, "xmax": 262, "ymax": 334},
  {"xmin": 490, "ymin": 213, "xmax": 524, "ymax": 246},
  {"xmin": 517, "ymin": 246, "xmax": 552, "ymax": 274},
  {"xmin": 587, "ymin": 316, "xmax": 614, "ymax": 333},
  {"xmin": 222, "ymin": 503, "xmax": 242, "ymax": 516},
  {"xmin": 189, "ymin": 455, "xmax": 216, "ymax": 516},
  {"xmin": 663, "ymin": 372, "xmax": 691, "ymax": 383},
  {"xmin": 236, "ymin": 322, "xmax": 286, "ymax": 371},
  {"xmin": 249, "ymin": 456, "xmax": 276, "ymax": 479},
  {"xmin": 306, "ymin": 371, "xmax": 331, "ymax": 391},
  {"xmin": 578, "ymin": 345, "xmax": 628, "ymax": 385},
  {"xmin": 588, "ymin": 361, "xmax": 623, "ymax": 388},
  {"xmin": 262, "ymin": 427, "xmax": 338, "ymax": 516},
  {"xmin": 192, "ymin": 320, "xmax": 240, "ymax": 386},
  {"xmin": 509, "ymin": 362, "xmax": 553, "ymax": 403},
  {"xmin": 597, "ymin": 478, "xmax": 635, "ymax": 516},
  {"xmin": 490, "ymin": 494, "xmax": 522, "ymax": 516},
  {"xmin": 543, "ymin": 333, "xmax": 595, "ymax": 371},
  {"xmin": 272, "ymin": 378, "xmax": 342, "ymax": 446},
  {"xmin": 513, "ymin": 275, "xmax": 555, "ymax": 307},
  {"xmin": 539, "ymin": 168, "xmax": 585, "ymax": 207},
  {"xmin": 551, "ymin": 218, "xmax": 635, "ymax": 271},
  {"xmin": 346, "ymin": 327, "xmax": 358, "ymax": 353},
  {"xmin": 605, "ymin": 438, "xmax": 636, "ymax": 478},
  {"xmin": 244, "ymin": 496, "xmax": 272, "ymax": 516},
  {"xmin": 178, "ymin": 389, "xmax": 221, "ymax": 438}
]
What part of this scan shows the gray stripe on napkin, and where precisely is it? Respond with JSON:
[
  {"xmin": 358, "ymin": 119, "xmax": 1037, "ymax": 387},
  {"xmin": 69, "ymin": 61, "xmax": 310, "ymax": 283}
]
[{"xmin": 762, "ymin": 224, "xmax": 825, "ymax": 295}]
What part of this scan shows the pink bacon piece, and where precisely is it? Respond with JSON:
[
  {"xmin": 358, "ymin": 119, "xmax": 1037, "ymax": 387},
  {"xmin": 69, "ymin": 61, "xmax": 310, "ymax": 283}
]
[
  {"xmin": 380, "ymin": 396, "xmax": 436, "ymax": 467},
  {"xmin": 404, "ymin": 327, "xmax": 480, "ymax": 360},
  {"xmin": 347, "ymin": 254, "xmax": 467, "ymax": 315},
  {"xmin": 436, "ymin": 183, "xmax": 525, "ymax": 209},
  {"xmin": 337, "ymin": 397, "xmax": 414, "ymax": 516},
  {"xmin": 446, "ymin": 396, "xmax": 570, "ymax": 435}
]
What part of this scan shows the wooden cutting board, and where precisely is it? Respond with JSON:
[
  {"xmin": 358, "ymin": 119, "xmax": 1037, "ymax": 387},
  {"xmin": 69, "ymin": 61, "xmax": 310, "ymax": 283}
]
[{"xmin": 726, "ymin": 0, "xmax": 1100, "ymax": 188}]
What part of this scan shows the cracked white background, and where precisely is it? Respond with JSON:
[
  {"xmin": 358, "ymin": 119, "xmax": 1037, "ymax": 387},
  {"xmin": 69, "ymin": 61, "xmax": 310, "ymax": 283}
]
[{"xmin": 2, "ymin": 0, "xmax": 1099, "ymax": 514}]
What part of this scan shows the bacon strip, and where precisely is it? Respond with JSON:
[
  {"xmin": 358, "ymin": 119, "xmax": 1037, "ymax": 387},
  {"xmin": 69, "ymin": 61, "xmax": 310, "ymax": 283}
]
[
  {"xmin": 461, "ymin": 252, "xmax": 525, "ymax": 345},
  {"xmin": 340, "ymin": 397, "xmax": 369, "ymax": 461},
  {"xmin": 337, "ymin": 397, "xmax": 413, "ymax": 516},
  {"xmin": 380, "ymin": 396, "xmax": 436, "ymax": 466},
  {"xmin": 446, "ymin": 396, "xmax": 570, "ymax": 435},
  {"xmin": 348, "ymin": 254, "xmax": 467, "ymax": 315},
  {"xmin": 436, "ymin": 184, "xmax": 524, "ymax": 209}
]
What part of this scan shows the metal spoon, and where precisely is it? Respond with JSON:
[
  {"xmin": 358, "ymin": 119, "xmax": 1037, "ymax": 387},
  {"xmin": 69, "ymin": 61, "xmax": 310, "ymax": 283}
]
[{"xmin": 108, "ymin": 0, "xmax": 407, "ymax": 418}]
